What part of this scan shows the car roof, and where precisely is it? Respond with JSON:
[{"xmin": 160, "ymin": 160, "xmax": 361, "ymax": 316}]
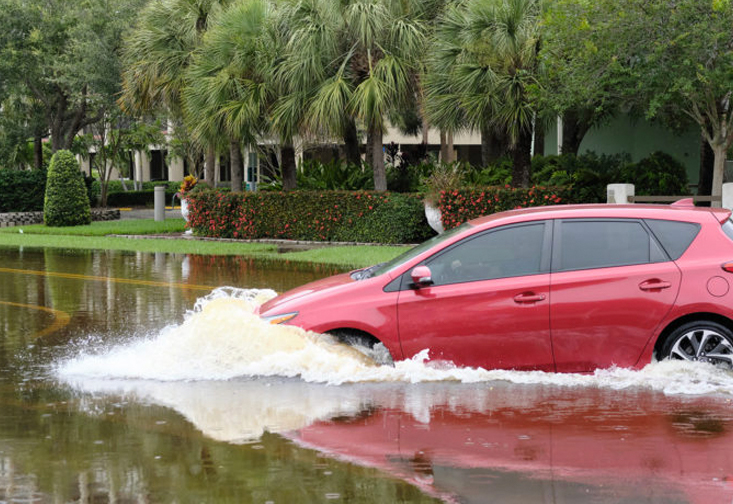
[{"xmin": 468, "ymin": 203, "xmax": 732, "ymax": 227}]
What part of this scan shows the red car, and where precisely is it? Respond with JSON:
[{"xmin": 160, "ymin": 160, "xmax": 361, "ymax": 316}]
[{"xmin": 259, "ymin": 201, "xmax": 733, "ymax": 372}]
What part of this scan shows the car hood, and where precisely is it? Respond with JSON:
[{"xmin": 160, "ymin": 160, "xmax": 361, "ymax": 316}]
[{"xmin": 259, "ymin": 272, "xmax": 357, "ymax": 315}]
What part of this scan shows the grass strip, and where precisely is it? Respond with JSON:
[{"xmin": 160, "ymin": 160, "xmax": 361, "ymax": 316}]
[
  {"xmin": 0, "ymin": 218, "xmax": 187, "ymax": 236},
  {"xmin": 0, "ymin": 222, "xmax": 407, "ymax": 268},
  {"xmin": 279, "ymin": 246, "xmax": 406, "ymax": 267}
]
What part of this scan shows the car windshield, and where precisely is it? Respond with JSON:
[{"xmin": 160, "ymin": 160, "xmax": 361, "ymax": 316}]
[{"xmin": 352, "ymin": 222, "xmax": 473, "ymax": 280}]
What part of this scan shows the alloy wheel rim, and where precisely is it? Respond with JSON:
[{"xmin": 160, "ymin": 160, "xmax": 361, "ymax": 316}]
[{"xmin": 670, "ymin": 329, "xmax": 733, "ymax": 367}]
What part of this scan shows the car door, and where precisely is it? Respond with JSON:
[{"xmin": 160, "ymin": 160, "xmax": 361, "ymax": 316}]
[
  {"xmin": 550, "ymin": 219, "xmax": 681, "ymax": 372},
  {"xmin": 396, "ymin": 221, "xmax": 555, "ymax": 371}
]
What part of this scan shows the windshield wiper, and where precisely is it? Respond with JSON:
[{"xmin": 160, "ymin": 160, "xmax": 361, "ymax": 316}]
[{"xmin": 350, "ymin": 262, "xmax": 386, "ymax": 280}]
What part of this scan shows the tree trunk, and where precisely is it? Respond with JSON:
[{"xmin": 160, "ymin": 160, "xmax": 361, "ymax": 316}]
[
  {"xmin": 33, "ymin": 135, "xmax": 43, "ymax": 170},
  {"xmin": 711, "ymin": 143, "xmax": 727, "ymax": 208},
  {"xmin": 480, "ymin": 124, "xmax": 506, "ymax": 167},
  {"xmin": 230, "ymin": 139, "xmax": 243, "ymax": 192},
  {"xmin": 367, "ymin": 124, "xmax": 386, "ymax": 191},
  {"xmin": 365, "ymin": 129, "xmax": 374, "ymax": 170},
  {"xmin": 511, "ymin": 128, "xmax": 534, "ymax": 188},
  {"xmin": 205, "ymin": 144, "xmax": 216, "ymax": 187},
  {"xmin": 100, "ymin": 182, "xmax": 108, "ymax": 208},
  {"xmin": 697, "ymin": 136, "xmax": 714, "ymax": 206},
  {"xmin": 561, "ymin": 109, "xmax": 591, "ymax": 155},
  {"xmin": 280, "ymin": 142, "xmax": 297, "ymax": 191},
  {"xmin": 342, "ymin": 118, "xmax": 361, "ymax": 166},
  {"xmin": 440, "ymin": 130, "xmax": 455, "ymax": 163}
]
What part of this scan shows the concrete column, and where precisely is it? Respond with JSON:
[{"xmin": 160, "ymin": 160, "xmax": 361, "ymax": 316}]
[
  {"xmin": 134, "ymin": 151, "xmax": 143, "ymax": 190},
  {"xmin": 607, "ymin": 184, "xmax": 635, "ymax": 204},
  {"xmin": 141, "ymin": 152, "xmax": 151, "ymax": 183},
  {"xmin": 722, "ymin": 183, "xmax": 733, "ymax": 210},
  {"xmin": 169, "ymin": 156, "xmax": 184, "ymax": 181},
  {"xmin": 154, "ymin": 186, "xmax": 165, "ymax": 221},
  {"xmin": 556, "ymin": 116, "xmax": 563, "ymax": 155}
]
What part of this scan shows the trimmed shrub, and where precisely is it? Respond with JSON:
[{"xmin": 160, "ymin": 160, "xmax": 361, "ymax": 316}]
[
  {"xmin": 618, "ymin": 151, "xmax": 689, "ymax": 196},
  {"xmin": 531, "ymin": 151, "xmax": 689, "ymax": 202},
  {"xmin": 44, "ymin": 150, "xmax": 91, "ymax": 226},
  {"xmin": 0, "ymin": 169, "xmax": 47, "ymax": 212},
  {"xmin": 187, "ymin": 190, "xmax": 434, "ymax": 244},
  {"xmin": 531, "ymin": 152, "xmax": 631, "ymax": 203},
  {"xmin": 437, "ymin": 186, "xmax": 577, "ymax": 230}
]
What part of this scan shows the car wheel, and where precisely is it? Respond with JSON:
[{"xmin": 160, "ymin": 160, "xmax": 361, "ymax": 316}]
[
  {"xmin": 329, "ymin": 330, "xmax": 394, "ymax": 367},
  {"xmin": 661, "ymin": 321, "xmax": 733, "ymax": 369}
]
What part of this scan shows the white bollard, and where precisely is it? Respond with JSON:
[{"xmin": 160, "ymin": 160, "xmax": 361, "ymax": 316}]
[
  {"xmin": 722, "ymin": 183, "xmax": 733, "ymax": 210},
  {"xmin": 607, "ymin": 184, "xmax": 635, "ymax": 204},
  {"xmin": 154, "ymin": 186, "xmax": 166, "ymax": 221}
]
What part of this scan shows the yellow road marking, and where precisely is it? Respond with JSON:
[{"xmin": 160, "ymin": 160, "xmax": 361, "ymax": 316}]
[
  {"xmin": 0, "ymin": 267, "xmax": 215, "ymax": 291},
  {"xmin": 0, "ymin": 300, "xmax": 70, "ymax": 339}
]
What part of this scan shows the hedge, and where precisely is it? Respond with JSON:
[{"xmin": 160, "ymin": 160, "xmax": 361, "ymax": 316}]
[
  {"xmin": 186, "ymin": 187, "xmax": 579, "ymax": 243},
  {"xmin": 186, "ymin": 190, "xmax": 434, "ymax": 244},
  {"xmin": 91, "ymin": 180, "xmax": 180, "ymax": 207},
  {"xmin": 105, "ymin": 188, "xmax": 178, "ymax": 207},
  {"xmin": 436, "ymin": 185, "xmax": 578, "ymax": 230},
  {"xmin": 0, "ymin": 169, "xmax": 47, "ymax": 212}
]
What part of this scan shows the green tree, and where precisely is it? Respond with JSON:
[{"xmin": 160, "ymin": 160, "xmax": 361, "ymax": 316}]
[
  {"xmin": 84, "ymin": 113, "xmax": 166, "ymax": 207},
  {"xmin": 44, "ymin": 150, "xmax": 91, "ymax": 226},
  {"xmin": 0, "ymin": 0, "xmax": 143, "ymax": 154},
  {"xmin": 426, "ymin": 0, "xmax": 544, "ymax": 187},
  {"xmin": 540, "ymin": 0, "xmax": 733, "ymax": 199}
]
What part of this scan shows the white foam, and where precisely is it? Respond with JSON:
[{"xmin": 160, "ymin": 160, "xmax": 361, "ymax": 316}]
[{"xmin": 55, "ymin": 287, "xmax": 733, "ymax": 395}]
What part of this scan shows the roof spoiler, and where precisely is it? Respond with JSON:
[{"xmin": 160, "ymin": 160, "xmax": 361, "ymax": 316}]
[
  {"xmin": 671, "ymin": 198, "xmax": 695, "ymax": 208},
  {"xmin": 670, "ymin": 198, "xmax": 730, "ymax": 222}
]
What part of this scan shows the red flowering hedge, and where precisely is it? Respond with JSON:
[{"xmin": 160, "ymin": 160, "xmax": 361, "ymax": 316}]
[
  {"xmin": 436, "ymin": 185, "xmax": 577, "ymax": 230},
  {"xmin": 186, "ymin": 190, "xmax": 434, "ymax": 244},
  {"xmin": 186, "ymin": 185, "xmax": 576, "ymax": 243}
]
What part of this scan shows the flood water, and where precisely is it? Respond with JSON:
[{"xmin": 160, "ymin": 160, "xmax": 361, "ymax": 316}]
[{"xmin": 2, "ymin": 246, "xmax": 733, "ymax": 504}]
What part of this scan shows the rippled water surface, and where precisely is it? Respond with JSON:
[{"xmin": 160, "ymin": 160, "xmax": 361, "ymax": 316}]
[{"xmin": 2, "ymin": 245, "xmax": 733, "ymax": 504}]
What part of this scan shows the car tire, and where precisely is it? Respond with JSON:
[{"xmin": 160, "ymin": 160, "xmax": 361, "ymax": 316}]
[
  {"xmin": 329, "ymin": 330, "xmax": 394, "ymax": 367},
  {"xmin": 660, "ymin": 321, "xmax": 733, "ymax": 369}
]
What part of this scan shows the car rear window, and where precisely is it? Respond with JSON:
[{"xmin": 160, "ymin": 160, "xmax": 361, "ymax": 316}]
[
  {"xmin": 723, "ymin": 219, "xmax": 733, "ymax": 242},
  {"xmin": 645, "ymin": 219, "xmax": 701, "ymax": 260}
]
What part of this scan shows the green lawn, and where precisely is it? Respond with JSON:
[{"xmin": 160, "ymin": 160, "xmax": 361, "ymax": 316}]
[
  {"xmin": 0, "ymin": 219, "xmax": 407, "ymax": 268},
  {"xmin": 0, "ymin": 218, "xmax": 187, "ymax": 236}
]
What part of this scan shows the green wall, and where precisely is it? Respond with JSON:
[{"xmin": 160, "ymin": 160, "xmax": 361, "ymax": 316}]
[{"xmin": 544, "ymin": 115, "xmax": 700, "ymax": 185}]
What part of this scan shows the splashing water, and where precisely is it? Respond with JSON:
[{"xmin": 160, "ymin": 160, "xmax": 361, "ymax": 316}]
[{"xmin": 56, "ymin": 287, "xmax": 733, "ymax": 394}]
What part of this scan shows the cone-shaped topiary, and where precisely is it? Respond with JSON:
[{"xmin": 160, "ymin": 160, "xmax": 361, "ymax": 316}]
[{"xmin": 44, "ymin": 150, "xmax": 92, "ymax": 226}]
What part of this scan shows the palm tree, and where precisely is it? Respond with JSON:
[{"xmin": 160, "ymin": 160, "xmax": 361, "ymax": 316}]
[
  {"xmin": 275, "ymin": 0, "xmax": 432, "ymax": 191},
  {"xmin": 120, "ymin": 0, "xmax": 230, "ymax": 187},
  {"xmin": 183, "ymin": 0, "xmax": 293, "ymax": 191},
  {"xmin": 426, "ymin": 0, "xmax": 543, "ymax": 187}
]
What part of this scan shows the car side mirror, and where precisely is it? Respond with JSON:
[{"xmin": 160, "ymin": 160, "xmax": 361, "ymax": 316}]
[{"xmin": 410, "ymin": 265, "xmax": 433, "ymax": 288}]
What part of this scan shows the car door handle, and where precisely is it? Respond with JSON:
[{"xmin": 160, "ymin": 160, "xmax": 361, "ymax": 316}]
[
  {"xmin": 513, "ymin": 293, "xmax": 546, "ymax": 304},
  {"xmin": 639, "ymin": 280, "xmax": 672, "ymax": 291}
]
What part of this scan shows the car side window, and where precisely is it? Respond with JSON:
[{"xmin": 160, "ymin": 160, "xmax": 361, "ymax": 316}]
[
  {"xmin": 425, "ymin": 223, "xmax": 546, "ymax": 286},
  {"xmin": 557, "ymin": 220, "xmax": 666, "ymax": 272}
]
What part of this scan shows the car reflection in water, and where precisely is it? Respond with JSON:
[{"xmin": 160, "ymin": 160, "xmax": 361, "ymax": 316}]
[{"xmin": 64, "ymin": 378, "xmax": 733, "ymax": 504}]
